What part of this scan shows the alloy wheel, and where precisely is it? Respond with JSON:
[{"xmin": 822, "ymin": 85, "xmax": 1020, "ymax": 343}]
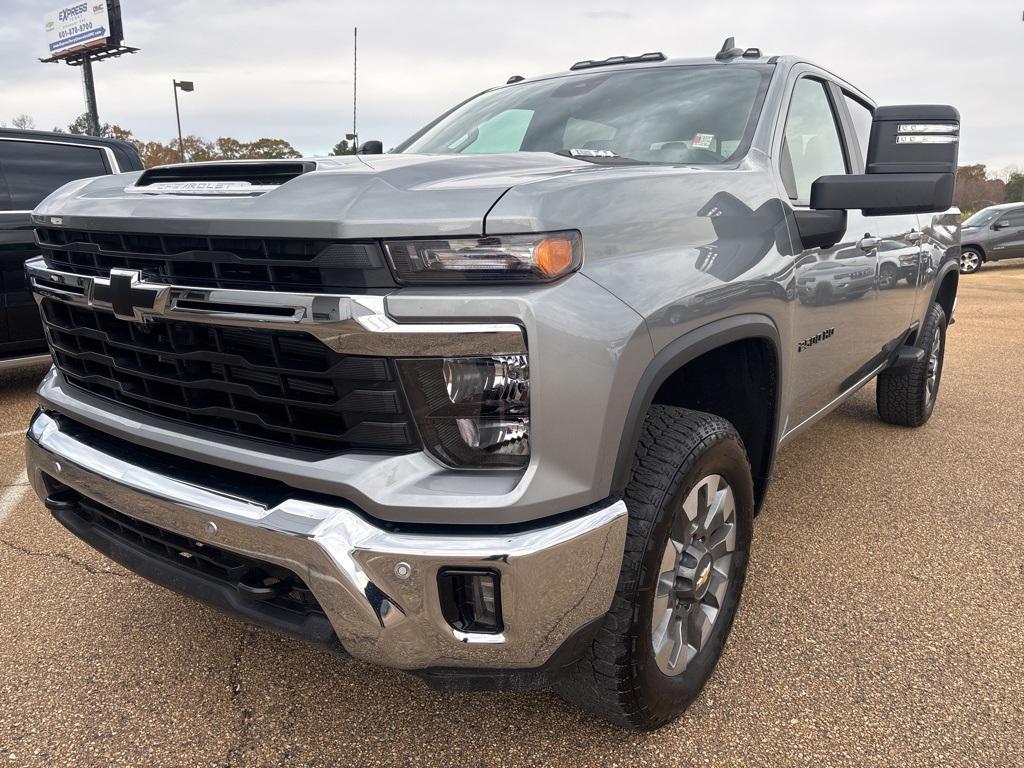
[
  {"xmin": 650, "ymin": 474, "xmax": 737, "ymax": 676},
  {"xmin": 960, "ymin": 251, "xmax": 980, "ymax": 273},
  {"xmin": 925, "ymin": 328, "xmax": 942, "ymax": 409}
]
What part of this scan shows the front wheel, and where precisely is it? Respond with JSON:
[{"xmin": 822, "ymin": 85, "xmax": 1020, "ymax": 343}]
[
  {"xmin": 879, "ymin": 263, "xmax": 898, "ymax": 290},
  {"xmin": 555, "ymin": 406, "xmax": 753, "ymax": 730},
  {"xmin": 959, "ymin": 248, "xmax": 982, "ymax": 274}
]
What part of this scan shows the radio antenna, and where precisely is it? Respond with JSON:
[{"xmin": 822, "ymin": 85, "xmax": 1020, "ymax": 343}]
[{"xmin": 352, "ymin": 27, "xmax": 358, "ymax": 150}]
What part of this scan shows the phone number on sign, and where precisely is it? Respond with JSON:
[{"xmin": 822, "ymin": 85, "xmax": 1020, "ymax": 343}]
[{"xmin": 58, "ymin": 21, "xmax": 94, "ymax": 39}]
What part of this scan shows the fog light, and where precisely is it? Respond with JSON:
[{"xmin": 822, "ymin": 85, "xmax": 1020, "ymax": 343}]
[{"xmin": 438, "ymin": 568, "xmax": 503, "ymax": 634}]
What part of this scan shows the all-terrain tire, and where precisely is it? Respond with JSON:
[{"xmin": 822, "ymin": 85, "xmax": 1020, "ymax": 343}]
[
  {"xmin": 876, "ymin": 302, "xmax": 947, "ymax": 427},
  {"xmin": 555, "ymin": 405, "xmax": 754, "ymax": 730}
]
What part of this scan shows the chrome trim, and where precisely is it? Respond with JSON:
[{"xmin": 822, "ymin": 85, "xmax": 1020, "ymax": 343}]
[
  {"xmin": 779, "ymin": 359, "xmax": 889, "ymax": 446},
  {"xmin": 895, "ymin": 135, "xmax": 959, "ymax": 145},
  {"xmin": 26, "ymin": 257, "xmax": 526, "ymax": 356},
  {"xmin": 26, "ymin": 410, "xmax": 627, "ymax": 669},
  {"xmin": 897, "ymin": 123, "xmax": 959, "ymax": 134},
  {"xmin": 124, "ymin": 181, "xmax": 279, "ymax": 196},
  {"xmin": 0, "ymin": 353, "xmax": 51, "ymax": 371}
]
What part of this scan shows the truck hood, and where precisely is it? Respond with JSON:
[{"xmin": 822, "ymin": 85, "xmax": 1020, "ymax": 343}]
[{"xmin": 32, "ymin": 153, "xmax": 607, "ymax": 239}]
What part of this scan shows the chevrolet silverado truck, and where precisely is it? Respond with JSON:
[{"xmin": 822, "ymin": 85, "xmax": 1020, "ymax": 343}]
[{"xmin": 23, "ymin": 40, "xmax": 961, "ymax": 730}]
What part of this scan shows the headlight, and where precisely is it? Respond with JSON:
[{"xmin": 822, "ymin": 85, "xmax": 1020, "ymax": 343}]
[
  {"xmin": 384, "ymin": 232, "xmax": 581, "ymax": 284},
  {"xmin": 398, "ymin": 355, "xmax": 529, "ymax": 468}
]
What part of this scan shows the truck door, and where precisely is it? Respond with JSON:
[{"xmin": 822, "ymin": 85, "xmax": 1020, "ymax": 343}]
[
  {"xmin": 989, "ymin": 208, "xmax": 1024, "ymax": 261},
  {"xmin": 0, "ymin": 165, "xmax": 13, "ymax": 345},
  {"xmin": 778, "ymin": 74, "xmax": 882, "ymax": 430},
  {"xmin": 835, "ymin": 91, "xmax": 922, "ymax": 346},
  {"xmin": 0, "ymin": 137, "xmax": 112, "ymax": 349}
]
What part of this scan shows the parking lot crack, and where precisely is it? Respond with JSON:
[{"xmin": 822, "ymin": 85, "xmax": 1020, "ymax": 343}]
[
  {"xmin": 222, "ymin": 625, "xmax": 257, "ymax": 768},
  {"xmin": 0, "ymin": 537, "xmax": 130, "ymax": 577}
]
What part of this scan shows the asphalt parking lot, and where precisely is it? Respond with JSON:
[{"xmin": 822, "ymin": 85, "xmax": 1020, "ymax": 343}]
[{"xmin": 1, "ymin": 266, "xmax": 1022, "ymax": 768}]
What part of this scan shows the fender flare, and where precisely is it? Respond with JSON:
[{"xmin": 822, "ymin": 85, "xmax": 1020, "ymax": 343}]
[
  {"xmin": 610, "ymin": 314, "xmax": 784, "ymax": 497},
  {"xmin": 929, "ymin": 261, "xmax": 960, "ymax": 312}
]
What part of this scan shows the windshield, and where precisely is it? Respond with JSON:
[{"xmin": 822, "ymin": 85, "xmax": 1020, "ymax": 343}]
[
  {"xmin": 963, "ymin": 209, "xmax": 1001, "ymax": 227},
  {"xmin": 396, "ymin": 65, "xmax": 771, "ymax": 165}
]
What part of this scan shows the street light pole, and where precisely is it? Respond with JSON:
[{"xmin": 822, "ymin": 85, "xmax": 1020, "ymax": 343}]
[{"xmin": 172, "ymin": 79, "xmax": 194, "ymax": 163}]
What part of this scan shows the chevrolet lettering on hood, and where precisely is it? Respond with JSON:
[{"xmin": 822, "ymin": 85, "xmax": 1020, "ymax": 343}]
[{"xmin": 126, "ymin": 180, "xmax": 269, "ymax": 195}]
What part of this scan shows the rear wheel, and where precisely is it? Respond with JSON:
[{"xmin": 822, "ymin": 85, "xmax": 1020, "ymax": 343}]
[
  {"xmin": 556, "ymin": 406, "xmax": 753, "ymax": 730},
  {"xmin": 876, "ymin": 302, "xmax": 947, "ymax": 427},
  {"xmin": 959, "ymin": 248, "xmax": 982, "ymax": 274}
]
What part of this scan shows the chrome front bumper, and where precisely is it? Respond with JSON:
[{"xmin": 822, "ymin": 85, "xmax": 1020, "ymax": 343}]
[{"xmin": 26, "ymin": 410, "xmax": 627, "ymax": 670}]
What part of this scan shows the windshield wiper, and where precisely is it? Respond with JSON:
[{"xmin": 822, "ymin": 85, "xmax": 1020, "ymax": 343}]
[{"xmin": 556, "ymin": 149, "xmax": 643, "ymax": 165}]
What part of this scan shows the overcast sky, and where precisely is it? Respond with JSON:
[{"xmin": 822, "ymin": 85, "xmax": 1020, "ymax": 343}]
[{"xmin": 2, "ymin": 0, "xmax": 1022, "ymax": 169}]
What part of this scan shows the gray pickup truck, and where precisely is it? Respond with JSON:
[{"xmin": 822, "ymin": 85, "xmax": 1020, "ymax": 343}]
[{"xmin": 23, "ymin": 41, "xmax": 961, "ymax": 729}]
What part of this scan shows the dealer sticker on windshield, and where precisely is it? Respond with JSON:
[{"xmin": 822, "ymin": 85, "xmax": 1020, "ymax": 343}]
[{"xmin": 692, "ymin": 133, "xmax": 715, "ymax": 150}]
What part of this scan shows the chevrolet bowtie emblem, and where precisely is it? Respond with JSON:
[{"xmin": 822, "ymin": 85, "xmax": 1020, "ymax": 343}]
[{"xmin": 89, "ymin": 269, "xmax": 170, "ymax": 322}]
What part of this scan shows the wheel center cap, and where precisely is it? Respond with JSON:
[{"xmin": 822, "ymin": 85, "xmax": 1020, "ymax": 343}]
[{"xmin": 676, "ymin": 544, "xmax": 714, "ymax": 601}]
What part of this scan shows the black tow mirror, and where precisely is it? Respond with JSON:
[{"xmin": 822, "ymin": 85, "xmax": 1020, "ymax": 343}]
[
  {"xmin": 811, "ymin": 105, "xmax": 959, "ymax": 216},
  {"xmin": 358, "ymin": 140, "xmax": 384, "ymax": 155}
]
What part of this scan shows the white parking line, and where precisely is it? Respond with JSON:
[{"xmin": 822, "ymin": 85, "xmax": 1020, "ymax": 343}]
[
  {"xmin": 0, "ymin": 430, "xmax": 25, "ymax": 438},
  {"xmin": 0, "ymin": 470, "xmax": 30, "ymax": 525}
]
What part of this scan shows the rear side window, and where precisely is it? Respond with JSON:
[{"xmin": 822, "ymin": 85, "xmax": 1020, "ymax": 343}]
[
  {"xmin": 998, "ymin": 210, "xmax": 1024, "ymax": 228},
  {"xmin": 0, "ymin": 139, "xmax": 110, "ymax": 210},
  {"xmin": 843, "ymin": 94, "xmax": 874, "ymax": 172},
  {"xmin": 781, "ymin": 79, "xmax": 848, "ymax": 202}
]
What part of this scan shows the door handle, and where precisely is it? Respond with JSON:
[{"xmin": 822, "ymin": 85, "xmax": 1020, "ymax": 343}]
[
  {"xmin": 906, "ymin": 231, "xmax": 923, "ymax": 243},
  {"xmin": 857, "ymin": 236, "xmax": 879, "ymax": 251}
]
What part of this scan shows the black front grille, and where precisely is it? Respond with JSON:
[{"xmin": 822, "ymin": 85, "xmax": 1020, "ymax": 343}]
[
  {"xmin": 41, "ymin": 298, "xmax": 419, "ymax": 456},
  {"xmin": 70, "ymin": 495, "xmax": 325, "ymax": 618},
  {"xmin": 35, "ymin": 227, "xmax": 397, "ymax": 293}
]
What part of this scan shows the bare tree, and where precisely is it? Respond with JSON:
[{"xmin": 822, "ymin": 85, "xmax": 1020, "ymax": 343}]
[
  {"xmin": 11, "ymin": 114, "xmax": 35, "ymax": 130},
  {"xmin": 954, "ymin": 165, "xmax": 1007, "ymax": 216}
]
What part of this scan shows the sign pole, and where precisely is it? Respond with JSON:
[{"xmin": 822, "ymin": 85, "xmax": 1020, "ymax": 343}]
[{"xmin": 81, "ymin": 56, "xmax": 100, "ymax": 136}]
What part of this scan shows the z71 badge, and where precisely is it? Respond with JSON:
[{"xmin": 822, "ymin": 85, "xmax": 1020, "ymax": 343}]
[{"xmin": 798, "ymin": 328, "xmax": 835, "ymax": 353}]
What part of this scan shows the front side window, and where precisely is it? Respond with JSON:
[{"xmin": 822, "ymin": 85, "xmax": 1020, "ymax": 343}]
[
  {"xmin": 781, "ymin": 79, "xmax": 848, "ymax": 201},
  {"xmin": 843, "ymin": 93, "xmax": 874, "ymax": 172},
  {"xmin": 398, "ymin": 65, "xmax": 772, "ymax": 165},
  {"xmin": 0, "ymin": 140, "xmax": 110, "ymax": 210},
  {"xmin": 963, "ymin": 208, "xmax": 1002, "ymax": 227}
]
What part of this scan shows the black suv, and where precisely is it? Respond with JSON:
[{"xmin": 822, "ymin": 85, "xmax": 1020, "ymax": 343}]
[
  {"xmin": 0, "ymin": 129, "xmax": 143, "ymax": 368},
  {"xmin": 959, "ymin": 202, "xmax": 1024, "ymax": 274}
]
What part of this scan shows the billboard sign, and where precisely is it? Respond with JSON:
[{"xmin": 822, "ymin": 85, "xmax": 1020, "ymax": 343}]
[{"xmin": 44, "ymin": 2, "xmax": 119, "ymax": 58}]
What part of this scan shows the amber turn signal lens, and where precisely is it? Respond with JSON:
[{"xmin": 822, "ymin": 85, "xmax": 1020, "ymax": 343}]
[{"xmin": 535, "ymin": 237, "xmax": 575, "ymax": 277}]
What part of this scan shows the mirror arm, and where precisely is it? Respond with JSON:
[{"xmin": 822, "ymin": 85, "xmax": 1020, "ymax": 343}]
[{"xmin": 792, "ymin": 208, "xmax": 848, "ymax": 250}]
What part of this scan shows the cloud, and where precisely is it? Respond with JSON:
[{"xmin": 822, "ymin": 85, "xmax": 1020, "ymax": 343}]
[{"xmin": 2, "ymin": 0, "xmax": 1021, "ymax": 166}]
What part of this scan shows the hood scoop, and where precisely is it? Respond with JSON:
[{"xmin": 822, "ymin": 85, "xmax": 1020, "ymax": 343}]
[{"xmin": 128, "ymin": 161, "xmax": 316, "ymax": 196}]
